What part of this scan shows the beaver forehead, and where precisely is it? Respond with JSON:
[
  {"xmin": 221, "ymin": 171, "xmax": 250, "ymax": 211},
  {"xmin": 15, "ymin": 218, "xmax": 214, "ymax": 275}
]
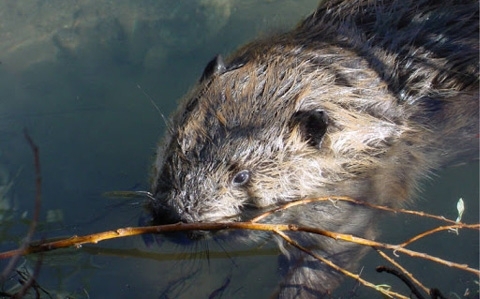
[
  {"xmin": 175, "ymin": 60, "xmax": 316, "ymax": 155},
  {"xmin": 173, "ymin": 127, "xmax": 285, "ymax": 173},
  {"xmin": 207, "ymin": 62, "xmax": 310, "ymax": 119}
]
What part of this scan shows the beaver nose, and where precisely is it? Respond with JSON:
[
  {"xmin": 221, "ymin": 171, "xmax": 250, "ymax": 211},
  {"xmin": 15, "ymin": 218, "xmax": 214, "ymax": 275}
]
[
  {"xmin": 150, "ymin": 197, "xmax": 202, "ymax": 225},
  {"xmin": 149, "ymin": 201, "xmax": 183, "ymax": 225},
  {"xmin": 149, "ymin": 201, "xmax": 209, "ymax": 244}
]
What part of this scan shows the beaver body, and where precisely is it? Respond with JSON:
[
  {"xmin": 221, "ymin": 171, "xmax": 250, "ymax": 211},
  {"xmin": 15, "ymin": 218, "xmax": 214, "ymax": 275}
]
[{"xmin": 149, "ymin": 0, "xmax": 479, "ymax": 297}]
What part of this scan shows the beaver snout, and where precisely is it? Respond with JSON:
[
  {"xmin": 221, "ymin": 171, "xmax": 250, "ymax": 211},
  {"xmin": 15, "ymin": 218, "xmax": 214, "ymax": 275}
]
[
  {"xmin": 149, "ymin": 199, "xmax": 213, "ymax": 243},
  {"xmin": 149, "ymin": 198, "xmax": 191, "ymax": 226}
]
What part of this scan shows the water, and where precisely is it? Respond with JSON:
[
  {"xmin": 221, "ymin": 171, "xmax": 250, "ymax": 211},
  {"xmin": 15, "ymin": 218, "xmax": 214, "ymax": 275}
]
[{"xmin": 0, "ymin": 1, "xmax": 478, "ymax": 298}]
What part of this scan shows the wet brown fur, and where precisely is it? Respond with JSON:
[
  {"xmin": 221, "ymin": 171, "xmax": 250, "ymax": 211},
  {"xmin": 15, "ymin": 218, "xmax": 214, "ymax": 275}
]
[{"xmin": 149, "ymin": 0, "xmax": 479, "ymax": 297}]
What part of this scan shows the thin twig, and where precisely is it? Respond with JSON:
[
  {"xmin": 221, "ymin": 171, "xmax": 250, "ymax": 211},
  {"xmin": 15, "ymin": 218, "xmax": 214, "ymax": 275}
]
[
  {"xmin": 286, "ymin": 223, "xmax": 480, "ymax": 275},
  {"xmin": 399, "ymin": 224, "xmax": 475, "ymax": 247},
  {"xmin": 0, "ymin": 222, "xmax": 477, "ymax": 276},
  {"xmin": 274, "ymin": 229, "xmax": 410, "ymax": 299},
  {"xmin": 251, "ymin": 196, "xmax": 461, "ymax": 225},
  {"xmin": 0, "ymin": 130, "xmax": 42, "ymax": 283},
  {"xmin": 375, "ymin": 249, "xmax": 430, "ymax": 294},
  {"xmin": 376, "ymin": 266, "xmax": 426, "ymax": 299}
]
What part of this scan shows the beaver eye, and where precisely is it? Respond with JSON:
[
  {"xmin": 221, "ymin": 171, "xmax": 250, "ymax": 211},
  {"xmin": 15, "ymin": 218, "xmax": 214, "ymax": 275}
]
[{"xmin": 232, "ymin": 170, "xmax": 250, "ymax": 187}]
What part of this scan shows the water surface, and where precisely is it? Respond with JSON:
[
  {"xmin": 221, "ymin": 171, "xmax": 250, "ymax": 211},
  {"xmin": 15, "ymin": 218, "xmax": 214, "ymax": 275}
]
[{"xmin": 0, "ymin": 1, "xmax": 477, "ymax": 298}]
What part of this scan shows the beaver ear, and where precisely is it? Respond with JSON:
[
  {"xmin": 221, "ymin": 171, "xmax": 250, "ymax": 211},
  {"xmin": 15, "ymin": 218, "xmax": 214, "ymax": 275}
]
[
  {"xmin": 290, "ymin": 109, "xmax": 329, "ymax": 148},
  {"xmin": 200, "ymin": 55, "xmax": 227, "ymax": 82}
]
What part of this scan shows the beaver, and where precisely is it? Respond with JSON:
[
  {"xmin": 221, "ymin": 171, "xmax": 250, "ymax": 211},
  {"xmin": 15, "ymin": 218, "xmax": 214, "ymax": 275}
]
[{"xmin": 148, "ymin": 0, "xmax": 479, "ymax": 297}]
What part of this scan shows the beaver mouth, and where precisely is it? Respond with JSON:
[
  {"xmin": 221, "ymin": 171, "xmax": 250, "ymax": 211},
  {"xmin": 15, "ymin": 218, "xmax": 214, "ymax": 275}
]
[
  {"xmin": 146, "ymin": 199, "xmax": 276, "ymax": 245},
  {"xmin": 153, "ymin": 213, "xmax": 252, "ymax": 245},
  {"xmin": 161, "ymin": 229, "xmax": 211, "ymax": 245}
]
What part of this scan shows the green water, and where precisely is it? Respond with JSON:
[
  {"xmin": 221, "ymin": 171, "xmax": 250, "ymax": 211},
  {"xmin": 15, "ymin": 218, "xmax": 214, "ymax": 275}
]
[{"xmin": 0, "ymin": 1, "xmax": 478, "ymax": 298}]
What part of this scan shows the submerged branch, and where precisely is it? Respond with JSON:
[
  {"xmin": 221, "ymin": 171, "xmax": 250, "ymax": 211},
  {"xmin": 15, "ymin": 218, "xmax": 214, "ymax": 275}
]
[
  {"xmin": 0, "ymin": 130, "xmax": 43, "ymax": 297},
  {"xmin": 0, "ymin": 221, "xmax": 478, "ymax": 276}
]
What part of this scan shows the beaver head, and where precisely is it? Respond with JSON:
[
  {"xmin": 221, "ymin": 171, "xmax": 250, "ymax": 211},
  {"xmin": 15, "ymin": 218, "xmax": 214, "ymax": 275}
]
[{"xmin": 148, "ymin": 45, "xmax": 412, "ymax": 236}]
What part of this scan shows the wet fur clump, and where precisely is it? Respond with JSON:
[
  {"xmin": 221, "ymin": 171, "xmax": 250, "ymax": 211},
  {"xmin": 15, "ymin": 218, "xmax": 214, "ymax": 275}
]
[{"xmin": 148, "ymin": 0, "xmax": 479, "ymax": 297}]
